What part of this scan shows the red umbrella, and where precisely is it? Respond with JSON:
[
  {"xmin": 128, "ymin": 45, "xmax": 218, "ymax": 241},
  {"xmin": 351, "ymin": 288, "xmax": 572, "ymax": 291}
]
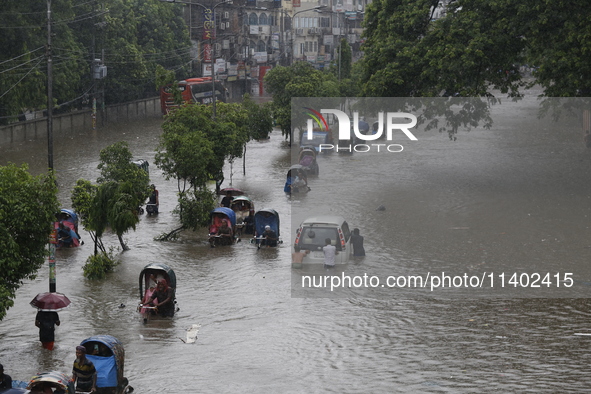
[
  {"xmin": 30, "ymin": 292, "xmax": 71, "ymax": 311},
  {"xmin": 218, "ymin": 187, "xmax": 245, "ymax": 197}
]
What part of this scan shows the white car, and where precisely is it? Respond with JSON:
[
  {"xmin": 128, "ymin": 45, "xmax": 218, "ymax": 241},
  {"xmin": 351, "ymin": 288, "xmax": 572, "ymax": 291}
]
[{"xmin": 294, "ymin": 215, "xmax": 352, "ymax": 264}]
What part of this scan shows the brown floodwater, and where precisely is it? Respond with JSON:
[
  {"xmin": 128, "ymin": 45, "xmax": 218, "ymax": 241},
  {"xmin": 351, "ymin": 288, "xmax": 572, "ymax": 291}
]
[{"xmin": 2, "ymin": 90, "xmax": 591, "ymax": 393}]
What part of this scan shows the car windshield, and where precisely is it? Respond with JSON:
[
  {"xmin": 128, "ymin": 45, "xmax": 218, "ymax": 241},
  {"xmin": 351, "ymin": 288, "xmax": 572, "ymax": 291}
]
[
  {"xmin": 300, "ymin": 132, "xmax": 327, "ymax": 147},
  {"xmin": 299, "ymin": 226, "xmax": 342, "ymax": 251}
]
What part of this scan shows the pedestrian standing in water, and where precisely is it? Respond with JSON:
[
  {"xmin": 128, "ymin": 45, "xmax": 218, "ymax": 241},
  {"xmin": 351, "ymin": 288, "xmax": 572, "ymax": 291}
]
[
  {"xmin": 323, "ymin": 238, "xmax": 338, "ymax": 269},
  {"xmin": 291, "ymin": 245, "xmax": 310, "ymax": 268},
  {"xmin": 35, "ymin": 310, "xmax": 60, "ymax": 350},
  {"xmin": 350, "ymin": 228, "xmax": 365, "ymax": 257},
  {"xmin": 0, "ymin": 364, "xmax": 12, "ymax": 390},
  {"xmin": 72, "ymin": 346, "xmax": 97, "ymax": 393},
  {"xmin": 148, "ymin": 184, "xmax": 159, "ymax": 214}
]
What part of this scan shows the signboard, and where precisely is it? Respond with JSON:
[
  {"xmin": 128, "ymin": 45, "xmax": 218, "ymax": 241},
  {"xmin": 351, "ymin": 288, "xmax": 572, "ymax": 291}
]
[
  {"xmin": 251, "ymin": 79, "xmax": 260, "ymax": 96},
  {"xmin": 202, "ymin": 8, "xmax": 215, "ymax": 40},
  {"xmin": 215, "ymin": 59, "xmax": 226, "ymax": 74},
  {"xmin": 345, "ymin": 11, "xmax": 357, "ymax": 20},
  {"xmin": 203, "ymin": 43, "xmax": 212, "ymax": 63},
  {"xmin": 271, "ymin": 33, "xmax": 280, "ymax": 50},
  {"xmin": 227, "ymin": 63, "xmax": 238, "ymax": 76},
  {"xmin": 250, "ymin": 65, "xmax": 259, "ymax": 77},
  {"xmin": 253, "ymin": 52, "xmax": 268, "ymax": 63}
]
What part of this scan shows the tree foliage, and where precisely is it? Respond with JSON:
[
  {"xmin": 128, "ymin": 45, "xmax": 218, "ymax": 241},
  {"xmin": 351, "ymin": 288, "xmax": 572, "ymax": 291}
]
[
  {"xmin": 154, "ymin": 99, "xmax": 273, "ymax": 239},
  {"xmin": 264, "ymin": 62, "xmax": 340, "ymax": 143},
  {"xmin": 72, "ymin": 142, "xmax": 150, "ymax": 251},
  {"xmin": 0, "ymin": 0, "xmax": 191, "ymax": 123},
  {"xmin": 0, "ymin": 164, "xmax": 59, "ymax": 321},
  {"xmin": 360, "ymin": 0, "xmax": 591, "ymax": 98}
]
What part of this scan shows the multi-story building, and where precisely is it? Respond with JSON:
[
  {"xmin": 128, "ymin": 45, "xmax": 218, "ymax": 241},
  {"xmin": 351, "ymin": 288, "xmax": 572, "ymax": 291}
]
[{"xmin": 180, "ymin": 0, "xmax": 367, "ymax": 99}]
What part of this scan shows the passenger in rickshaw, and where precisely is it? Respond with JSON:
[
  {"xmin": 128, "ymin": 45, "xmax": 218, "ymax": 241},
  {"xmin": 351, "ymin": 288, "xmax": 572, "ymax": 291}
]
[
  {"xmin": 259, "ymin": 225, "xmax": 278, "ymax": 248},
  {"xmin": 299, "ymin": 153, "xmax": 315, "ymax": 168},
  {"xmin": 145, "ymin": 279, "xmax": 175, "ymax": 318},
  {"xmin": 140, "ymin": 274, "xmax": 160, "ymax": 322},
  {"xmin": 29, "ymin": 382, "xmax": 65, "ymax": 394},
  {"xmin": 57, "ymin": 222, "xmax": 73, "ymax": 248},
  {"xmin": 292, "ymin": 170, "xmax": 309, "ymax": 192},
  {"xmin": 209, "ymin": 219, "xmax": 234, "ymax": 247},
  {"xmin": 220, "ymin": 191, "xmax": 233, "ymax": 208}
]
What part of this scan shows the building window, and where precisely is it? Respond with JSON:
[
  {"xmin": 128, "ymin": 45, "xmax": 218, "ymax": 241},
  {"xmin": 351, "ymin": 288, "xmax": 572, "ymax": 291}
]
[
  {"xmin": 249, "ymin": 13, "xmax": 258, "ymax": 25},
  {"xmin": 257, "ymin": 40, "xmax": 266, "ymax": 52},
  {"xmin": 259, "ymin": 13, "xmax": 268, "ymax": 25}
]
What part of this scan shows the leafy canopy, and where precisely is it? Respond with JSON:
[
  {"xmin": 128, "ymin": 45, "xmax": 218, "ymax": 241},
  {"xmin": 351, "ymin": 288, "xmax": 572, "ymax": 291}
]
[{"xmin": 0, "ymin": 164, "xmax": 59, "ymax": 321}]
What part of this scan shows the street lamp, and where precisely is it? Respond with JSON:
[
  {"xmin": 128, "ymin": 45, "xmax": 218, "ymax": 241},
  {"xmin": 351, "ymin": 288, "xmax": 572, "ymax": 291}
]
[
  {"xmin": 160, "ymin": 0, "xmax": 232, "ymax": 118},
  {"xmin": 284, "ymin": 5, "xmax": 326, "ymax": 65}
]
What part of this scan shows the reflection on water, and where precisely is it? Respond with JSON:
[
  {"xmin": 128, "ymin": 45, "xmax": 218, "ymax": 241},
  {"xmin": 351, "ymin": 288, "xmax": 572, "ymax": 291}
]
[{"xmin": 1, "ymin": 97, "xmax": 591, "ymax": 392}]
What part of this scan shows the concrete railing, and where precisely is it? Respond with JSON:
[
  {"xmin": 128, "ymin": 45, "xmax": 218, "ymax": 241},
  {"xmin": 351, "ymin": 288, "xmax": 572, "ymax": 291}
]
[{"xmin": 0, "ymin": 97, "xmax": 162, "ymax": 146}]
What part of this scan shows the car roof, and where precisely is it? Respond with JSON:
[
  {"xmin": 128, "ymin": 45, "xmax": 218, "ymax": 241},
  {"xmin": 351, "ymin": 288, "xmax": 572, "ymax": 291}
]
[{"xmin": 300, "ymin": 215, "xmax": 347, "ymax": 226}]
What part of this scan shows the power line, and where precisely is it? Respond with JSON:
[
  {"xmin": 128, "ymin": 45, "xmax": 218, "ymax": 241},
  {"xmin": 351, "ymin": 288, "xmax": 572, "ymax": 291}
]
[
  {"xmin": 0, "ymin": 46, "xmax": 45, "ymax": 66},
  {"xmin": 0, "ymin": 55, "xmax": 45, "ymax": 74},
  {"xmin": 0, "ymin": 58, "xmax": 44, "ymax": 100}
]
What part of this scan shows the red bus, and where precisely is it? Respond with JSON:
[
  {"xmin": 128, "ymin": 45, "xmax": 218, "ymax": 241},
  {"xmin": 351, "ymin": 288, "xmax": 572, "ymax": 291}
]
[{"xmin": 159, "ymin": 77, "xmax": 227, "ymax": 115}]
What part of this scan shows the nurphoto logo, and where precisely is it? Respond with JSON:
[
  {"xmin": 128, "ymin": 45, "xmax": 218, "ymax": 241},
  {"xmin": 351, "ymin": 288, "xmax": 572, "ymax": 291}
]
[{"xmin": 304, "ymin": 108, "xmax": 419, "ymax": 153}]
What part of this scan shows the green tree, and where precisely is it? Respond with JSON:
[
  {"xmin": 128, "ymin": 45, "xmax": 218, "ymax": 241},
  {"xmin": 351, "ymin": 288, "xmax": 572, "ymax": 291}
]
[
  {"xmin": 71, "ymin": 179, "xmax": 104, "ymax": 256},
  {"xmin": 0, "ymin": 0, "xmax": 191, "ymax": 123},
  {"xmin": 330, "ymin": 38, "xmax": 353, "ymax": 81},
  {"xmin": 155, "ymin": 104, "xmax": 216, "ymax": 239},
  {"xmin": 525, "ymin": 0, "xmax": 591, "ymax": 96},
  {"xmin": 0, "ymin": 0, "xmax": 87, "ymax": 124},
  {"xmin": 241, "ymin": 94, "xmax": 274, "ymax": 174},
  {"xmin": 359, "ymin": 0, "xmax": 591, "ymax": 99},
  {"xmin": 101, "ymin": 0, "xmax": 192, "ymax": 104},
  {"xmin": 155, "ymin": 101, "xmax": 260, "ymax": 239},
  {"xmin": 72, "ymin": 142, "xmax": 149, "ymax": 251},
  {"xmin": 0, "ymin": 164, "xmax": 59, "ymax": 321},
  {"xmin": 264, "ymin": 62, "xmax": 340, "ymax": 145}
]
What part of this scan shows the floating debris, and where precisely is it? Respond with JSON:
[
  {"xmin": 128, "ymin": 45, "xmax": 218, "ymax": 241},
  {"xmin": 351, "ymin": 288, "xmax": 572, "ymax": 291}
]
[
  {"xmin": 180, "ymin": 324, "xmax": 201, "ymax": 343},
  {"xmin": 376, "ymin": 205, "xmax": 386, "ymax": 211}
]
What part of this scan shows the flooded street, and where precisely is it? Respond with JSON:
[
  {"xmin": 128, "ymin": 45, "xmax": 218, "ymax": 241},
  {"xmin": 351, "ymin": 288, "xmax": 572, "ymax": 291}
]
[{"xmin": 2, "ymin": 91, "xmax": 591, "ymax": 393}]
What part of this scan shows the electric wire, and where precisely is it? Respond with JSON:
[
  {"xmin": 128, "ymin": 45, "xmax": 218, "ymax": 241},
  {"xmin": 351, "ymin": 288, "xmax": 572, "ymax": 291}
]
[
  {"xmin": 0, "ymin": 58, "xmax": 44, "ymax": 100},
  {"xmin": 0, "ymin": 47, "xmax": 45, "ymax": 66},
  {"xmin": 0, "ymin": 55, "xmax": 45, "ymax": 74}
]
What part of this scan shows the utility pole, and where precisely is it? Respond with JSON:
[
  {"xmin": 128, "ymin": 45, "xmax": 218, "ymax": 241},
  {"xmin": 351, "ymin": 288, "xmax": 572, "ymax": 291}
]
[
  {"xmin": 47, "ymin": 0, "xmax": 54, "ymax": 172},
  {"xmin": 211, "ymin": 0, "xmax": 217, "ymax": 118}
]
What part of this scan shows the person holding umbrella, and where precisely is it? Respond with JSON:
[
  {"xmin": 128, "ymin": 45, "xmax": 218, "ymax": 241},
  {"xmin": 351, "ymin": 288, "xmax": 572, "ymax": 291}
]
[
  {"xmin": 30, "ymin": 292, "xmax": 71, "ymax": 350},
  {"xmin": 35, "ymin": 310, "xmax": 60, "ymax": 350}
]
